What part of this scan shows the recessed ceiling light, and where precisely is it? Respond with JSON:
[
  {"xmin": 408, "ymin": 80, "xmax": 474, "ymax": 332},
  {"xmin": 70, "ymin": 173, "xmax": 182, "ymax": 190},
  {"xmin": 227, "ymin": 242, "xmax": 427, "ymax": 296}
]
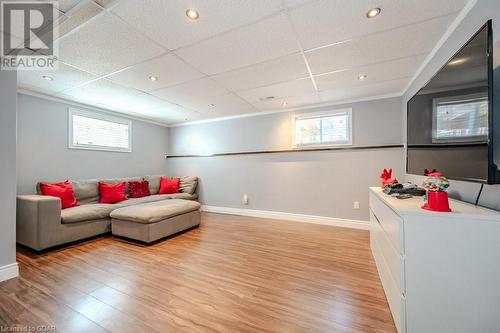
[
  {"xmin": 366, "ymin": 7, "xmax": 381, "ymax": 18},
  {"xmin": 148, "ymin": 75, "xmax": 158, "ymax": 81},
  {"xmin": 208, "ymin": 103, "xmax": 215, "ymax": 107},
  {"xmin": 186, "ymin": 9, "xmax": 199, "ymax": 20},
  {"xmin": 282, "ymin": 101, "xmax": 288, "ymax": 107},
  {"xmin": 449, "ymin": 58, "xmax": 467, "ymax": 66},
  {"xmin": 358, "ymin": 74, "xmax": 367, "ymax": 80},
  {"xmin": 42, "ymin": 75, "xmax": 53, "ymax": 81}
]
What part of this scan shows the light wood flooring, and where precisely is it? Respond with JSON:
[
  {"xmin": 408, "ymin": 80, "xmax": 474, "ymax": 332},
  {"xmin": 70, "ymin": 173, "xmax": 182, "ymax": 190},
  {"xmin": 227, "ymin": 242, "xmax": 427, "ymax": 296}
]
[{"xmin": 0, "ymin": 213, "xmax": 396, "ymax": 333}]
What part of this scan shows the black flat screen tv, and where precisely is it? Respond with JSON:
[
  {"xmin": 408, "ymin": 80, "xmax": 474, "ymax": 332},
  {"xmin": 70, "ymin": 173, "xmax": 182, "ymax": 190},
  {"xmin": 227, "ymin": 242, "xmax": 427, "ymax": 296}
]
[{"xmin": 407, "ymin": 20, "xmax": 499, "ymax": 184}]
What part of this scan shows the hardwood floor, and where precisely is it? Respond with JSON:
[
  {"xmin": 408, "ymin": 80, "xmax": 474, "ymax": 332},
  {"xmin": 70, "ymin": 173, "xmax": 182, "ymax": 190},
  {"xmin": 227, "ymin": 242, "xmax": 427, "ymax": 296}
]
[{"xmin": 1, "ymin": 213, "xmax": 396, "ymax": 333}]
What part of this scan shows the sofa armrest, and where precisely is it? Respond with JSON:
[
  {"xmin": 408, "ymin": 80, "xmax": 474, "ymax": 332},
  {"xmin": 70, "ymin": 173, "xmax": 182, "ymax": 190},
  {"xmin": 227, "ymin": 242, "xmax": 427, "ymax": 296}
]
[{"xmin": 16, "ymin": 195, "xmax": 61, "ymax": 251}]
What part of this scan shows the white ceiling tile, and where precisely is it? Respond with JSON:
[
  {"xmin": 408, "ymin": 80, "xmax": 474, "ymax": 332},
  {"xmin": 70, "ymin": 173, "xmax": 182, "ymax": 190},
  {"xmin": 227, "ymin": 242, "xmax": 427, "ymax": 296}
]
[
  {"xmin": 18, "ymin": 63, "xmax": 98, "ymax": 94},
  {"xmin": 283, "ymin": 0, "xmax": 316, "ymax": 9},
  {"xmin": 112, "ymin": 0, "xmax": 284, "ymax": 50},
  {"xmin": 51, "ymin": 0, "xmax": 84, "ymax": 13},
  {"xmin": 251, "ymin": 93, "xmax": 321, "ymax": 111},
  {"xmin": 306, "ymin": 15, "xmax": 454, "ymax": 75},
  {"xmin": 314, "ymin": 54, "xmax": 426, "ymax": 91},
  {"xmin": 191, "ymin": 93, "xmax": 257, "ymax": 116},
  {"xmin": 151, "ymin": 77, "xmax": 229, "ymax": 110},
  {"xmin": 58, "ymin": 12, "xmax": 165, "ymax": 76},
  {"xmin": 237, "ymin": 77, "xmax": 316, "ymax": 105},
  {"xmin": 319, "ymin": 78, "xmax": 408, "ymax": 102},
  {"xmin": 175, "ymin": 13, "xmax": 301, "ymax": 75},
  {"xmin": 61, "ymin": 78, "xmax": 202, "ymax": 123},
  {"xmin": 57, "ymin": 1, "xmax": 103, "ymax": 38},
  {"xmin": 211, "ymin": 53, "xmax": 309, "ymax": 92},
  {"xmin": 289, "ymin": 0, "xmax": 468, "ymax": 50},
  {"xmin": 108, "ymin": 53, "xmax": 204, "ymax": 92}
]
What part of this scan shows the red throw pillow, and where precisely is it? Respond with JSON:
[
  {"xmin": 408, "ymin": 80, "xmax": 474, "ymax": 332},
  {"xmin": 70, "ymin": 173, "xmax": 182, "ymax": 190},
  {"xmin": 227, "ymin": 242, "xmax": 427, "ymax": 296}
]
[
  {"xmin": 158, "ymin": 177, "xmax": 180, "ymax": 194},
  {"xmin": 128, "ymin": 180, "xmax": 151, "ymax": 198},
  {"xmin": 99, "ymin": 181, "xmax": 128, "ymax": 204},
  {"xmin": 39, "ymin": 180, "xmax": 78, "ymax": 209}
]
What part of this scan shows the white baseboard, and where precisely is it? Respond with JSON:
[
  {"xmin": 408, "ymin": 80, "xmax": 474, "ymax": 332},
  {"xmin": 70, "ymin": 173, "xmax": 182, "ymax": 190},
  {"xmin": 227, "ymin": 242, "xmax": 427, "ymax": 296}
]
[
  {"xmin": 0, "ymin": 262, "xmax": 19, "ymax": 283},
  {"xmin": 201, "ymin": 205, "xmax": 369, "ymax": 230}
]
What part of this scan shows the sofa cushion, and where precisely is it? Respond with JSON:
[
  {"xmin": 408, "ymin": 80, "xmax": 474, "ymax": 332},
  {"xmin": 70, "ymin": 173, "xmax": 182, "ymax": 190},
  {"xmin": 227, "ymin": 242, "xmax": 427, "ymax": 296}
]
[
  {"xmin": 159, "ymin": 177, "xmax": 180, "ymax": 194},
  {"xmin": 179, "ymin": 176, "xmax": 198, "ymax": 194},
  {"xmin": 39, "ymin": 180, "xmax": 78, "ymax": 209},
  {"xmin": 58, "ymin": 177, "xmax": 142, "ymax": 204},
  {"xmin": 143, "ymin": 175, "xmax": 164, "ymax": 194},
  {"xmin": 128, "ymin": 180, "xmax": 150, "ymax": 198},
  {"xmin": 110, "ymin": 199, "xmax": 201, "ymax": 224},
  {"xmin": 99, "ymin": 181, "xmax": 128, "ymax": 204},
  {"xmin": 113, "ymin": 193, "xmax": 196, "ymax": 208},
  {"xmin": 61, "ymin": 204, "xmax": 116, "ymax": 224}
]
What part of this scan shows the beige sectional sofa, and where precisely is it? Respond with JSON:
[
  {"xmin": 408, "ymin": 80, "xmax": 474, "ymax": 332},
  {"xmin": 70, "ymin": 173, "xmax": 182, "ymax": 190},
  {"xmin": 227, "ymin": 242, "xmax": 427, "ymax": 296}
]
[{"xmin": 16, "ymin": 175, "xmax": 200, "ymax": 251}]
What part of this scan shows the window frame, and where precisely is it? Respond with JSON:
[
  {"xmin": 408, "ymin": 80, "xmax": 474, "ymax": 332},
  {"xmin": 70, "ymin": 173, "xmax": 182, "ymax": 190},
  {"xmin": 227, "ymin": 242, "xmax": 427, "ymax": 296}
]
[
  {"xmin": 68, "ymin": 108, "xmax": 133, "ymax": 153},
  {"xmin": 431, "ymin": 93, "xmax": 489, "ymax": 143},
  {"xmin": 292, "ymin": 108, "xmax": 353, "ymax": 148}
]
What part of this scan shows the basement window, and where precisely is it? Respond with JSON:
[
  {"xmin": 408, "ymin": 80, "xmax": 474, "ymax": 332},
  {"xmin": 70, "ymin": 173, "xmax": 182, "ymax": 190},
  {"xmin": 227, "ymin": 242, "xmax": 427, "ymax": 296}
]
[
  {"xmin": 293, "ymin": 109, "xmax": 352, "ymax": 147},
  {"xmin": 68, "ymin": 108, "xmax": 132, "ymax": 152}
]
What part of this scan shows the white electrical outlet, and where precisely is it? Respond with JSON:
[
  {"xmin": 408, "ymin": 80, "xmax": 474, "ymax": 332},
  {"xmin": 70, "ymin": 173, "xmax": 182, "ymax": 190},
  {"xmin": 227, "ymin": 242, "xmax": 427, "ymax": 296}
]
[
  {"xmin": 353, "ymin": 201, "xmax": 360, "ymax": 209},
  {"xmin": 243, "ymin": 194, "xmax": 249, "ymax": 205}
]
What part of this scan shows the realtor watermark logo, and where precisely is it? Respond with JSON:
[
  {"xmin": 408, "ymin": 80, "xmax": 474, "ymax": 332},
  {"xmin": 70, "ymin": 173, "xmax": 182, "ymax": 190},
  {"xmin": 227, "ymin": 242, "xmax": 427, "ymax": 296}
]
[{"xmin": 1, "ymin": 0, "xmax": 59, "ymax": 70}]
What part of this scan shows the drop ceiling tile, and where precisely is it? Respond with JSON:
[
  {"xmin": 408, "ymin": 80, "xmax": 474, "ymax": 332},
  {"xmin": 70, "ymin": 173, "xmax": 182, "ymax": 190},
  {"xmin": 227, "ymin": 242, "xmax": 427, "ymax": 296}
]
[
  {"xmin": 51, "ymin": 0, "xmax": 84, "ymax": 13},
  {"xmin": 251, "ymin": 93, "xmax": 321, "ymax": 111},
  {"xmin": 211, "ymin": 53, "xmax": 309, "ymax": 92},
  {"xmin": 306, "ymin": 15, "xmax": 453, "ymax": 76},
  {"xmin": 151, "ymin": 77, "xmax": 229, "ymax": 110},
  {"xmin": 190, "ymin": 93, "xmax": 257, "ymax": 116},
  {"xmin": 57, "ymin": 1, "xmax": 103, "ymax": 38},
  {"xmin": 111, "ymin": 0, "xmax": 283, "ymax": 50},
  {"xmin": 61, "ymin": 78, "xmax": 200, "ymax": 123},
  {"xmin": 319, "ymin": 78, "xmax": 408, "ymax": 102},
  {"xmin": 237, "ymin": 77, "xmax": 316, "ymax": 105},
  {"xmin": 314, "ymin": 54, "xmax": 426, "ymax": 91},
  {"xmin": 58, "ymin": 12, "xmax": 165, "ymax": 76},
  {"xmin": 61, "ymin": 79, "xmax": 146, "ymax": 112},
  {"xmin": 108, "ymin": 53, "xmax": 204, "ymax": 92},
  {"xmin": 161, "ymin": 107, "xmax": 206, "ymax": 124},
  {"xmin": 175, "ymin": 13, "xmax": 300, "ymax": 75},
  {"xmin": 17, "ymin": 63, "xmax": 98, "ymax": 94},
  {"xmin": 289, "ymin": 0, "xmax": 468, "ymax": 50}
]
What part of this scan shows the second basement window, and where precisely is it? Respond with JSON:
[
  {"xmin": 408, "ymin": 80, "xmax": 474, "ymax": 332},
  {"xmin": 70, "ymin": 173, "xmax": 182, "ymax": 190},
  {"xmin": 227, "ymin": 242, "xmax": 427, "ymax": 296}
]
[
  {"xmin": 69, "ymin": 109, "xmax": 132, "ymax": 152},
  {"xmin": 293, "ymin": 109, "xmax": 352, "ymax": 147}
]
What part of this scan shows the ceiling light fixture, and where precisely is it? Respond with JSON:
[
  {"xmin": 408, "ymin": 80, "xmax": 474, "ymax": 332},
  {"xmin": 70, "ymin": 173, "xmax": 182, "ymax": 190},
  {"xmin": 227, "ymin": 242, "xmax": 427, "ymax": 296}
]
[
  {"xmin": 148, "ymin": 75, "xmax": 159, "ymax": 81},
  {"xmin": 282, "ymin": 101, "xmax": 288, "ymax": 107},
  {"xmin": 358, "ymin": 74, "xmax": 367, "ymax": 80},
  {"xmin": 186, "ymin": 9, "xmax": 199, "ymax": 20},
  {"xmin": 208, "ymin": 103, "xmax": 215, "ymax": 107},
  {"xmin": 42, "ymin": 75, "xmax": 53, "ymax": 81},
  {"xmin": 366, "ymin": 7, "xmax": 381, "ymax": 19}
]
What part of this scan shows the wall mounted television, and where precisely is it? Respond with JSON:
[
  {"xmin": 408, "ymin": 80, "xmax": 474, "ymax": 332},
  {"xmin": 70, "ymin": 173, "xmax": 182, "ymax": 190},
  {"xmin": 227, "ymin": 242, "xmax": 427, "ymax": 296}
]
[{"xmin": 407, "ymin": 20, "xmax": 500, "ymax": 184}]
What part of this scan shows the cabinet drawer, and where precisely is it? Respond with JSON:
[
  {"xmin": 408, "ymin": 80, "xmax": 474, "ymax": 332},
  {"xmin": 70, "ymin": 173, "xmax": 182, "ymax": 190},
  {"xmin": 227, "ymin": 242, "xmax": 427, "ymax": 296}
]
[
  {"xmin": 370, "ymin": 191, "xmax": 403, "ymax": 253},
  {"xmin": 371, "ymin": 210, "xmax": 404, "ymax": 293},
  {"xmin": 371, "ymin": 221, "xmax": 405, "ymax": 333}
]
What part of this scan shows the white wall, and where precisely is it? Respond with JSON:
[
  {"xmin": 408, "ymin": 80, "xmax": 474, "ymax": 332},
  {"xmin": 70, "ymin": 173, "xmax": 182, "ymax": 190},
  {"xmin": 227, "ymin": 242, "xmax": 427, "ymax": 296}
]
[
  {"xmin": 167, "ymin": 97, "xmax": 405, "ymax": 221},
  {"xmin": 0, "ymin": 70, "xmax": 18, "ymax": 280},
  {"xmin": 403, "ymin": 0, "xmax": 500, "ymax": 211},
  {"xmin": 17, "ymin": 93, "xmax": 169, "ymax": 194}
]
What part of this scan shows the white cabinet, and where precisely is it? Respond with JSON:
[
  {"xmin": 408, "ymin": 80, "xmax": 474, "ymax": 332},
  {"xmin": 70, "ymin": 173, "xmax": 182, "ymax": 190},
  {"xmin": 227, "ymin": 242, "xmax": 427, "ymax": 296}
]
[{"xmin": 369, "ymin": 187, "xmax": 500, "ymax": 333}]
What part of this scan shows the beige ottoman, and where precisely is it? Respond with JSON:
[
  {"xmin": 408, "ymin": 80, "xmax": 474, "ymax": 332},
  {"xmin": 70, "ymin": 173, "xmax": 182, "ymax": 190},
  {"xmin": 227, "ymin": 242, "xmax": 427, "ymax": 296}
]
[{"xmin": 110, "ymin": 199, "xmax": 201, "ymax": 243}]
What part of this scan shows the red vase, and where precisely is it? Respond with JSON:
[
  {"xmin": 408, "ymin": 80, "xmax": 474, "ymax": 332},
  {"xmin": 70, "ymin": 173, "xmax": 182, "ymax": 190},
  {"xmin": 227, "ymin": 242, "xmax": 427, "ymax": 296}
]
[{"xmin": 422, "ymin": 191, "xmax": 451, "ymax": 212}]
